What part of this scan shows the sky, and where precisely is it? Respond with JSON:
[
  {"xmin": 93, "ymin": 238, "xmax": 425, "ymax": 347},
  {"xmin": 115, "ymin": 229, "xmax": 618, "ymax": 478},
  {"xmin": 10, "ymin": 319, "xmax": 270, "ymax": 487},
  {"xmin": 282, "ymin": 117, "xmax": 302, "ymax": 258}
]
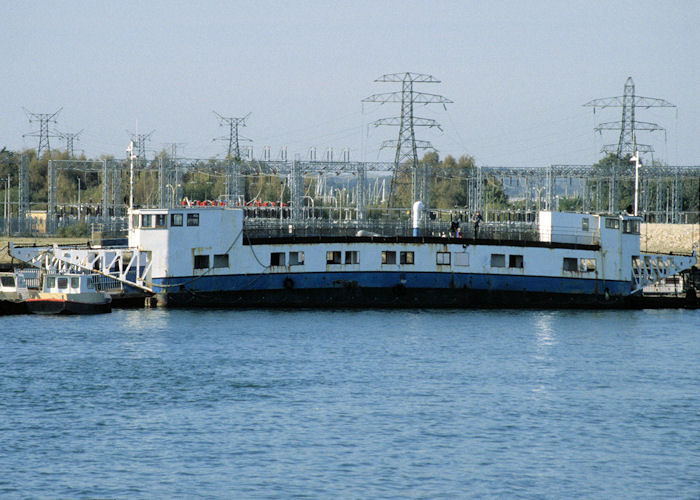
[{"xmin": 2, "ymin": 1, "xmax": 698, "ymax": 167}]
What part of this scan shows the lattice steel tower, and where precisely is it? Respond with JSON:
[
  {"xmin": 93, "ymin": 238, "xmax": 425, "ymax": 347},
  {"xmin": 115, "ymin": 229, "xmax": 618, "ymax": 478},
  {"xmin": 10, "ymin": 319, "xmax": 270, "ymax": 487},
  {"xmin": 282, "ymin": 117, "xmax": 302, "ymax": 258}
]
[
  {"xmin": 363, "ymin": 73, "xmax": 451, "ymax": 207},
  {"xmin": 128, "ymin": 130, "xmax": 154, "ymax": 161},
  {"xmin": 22, "ymin": 107, "xmax": 62, "ymax": 158},
  {"xmin": 214, "ymin": 111, "xmax": 251, "ymax": 160},
  {"xmin": 59, "ymin": 130, "xmax": 83, "ymax": 158},
  {"xmin": 583, "ymin": 77, "xmax": 675, "ymax": 157}
]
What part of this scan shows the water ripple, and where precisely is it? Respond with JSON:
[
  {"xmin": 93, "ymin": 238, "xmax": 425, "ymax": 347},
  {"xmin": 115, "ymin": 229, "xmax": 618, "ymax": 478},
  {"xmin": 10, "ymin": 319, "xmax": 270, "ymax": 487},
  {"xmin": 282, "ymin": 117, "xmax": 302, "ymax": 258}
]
[{"xmin": 0, "ymin": 309, "xmax": 698, "ymax": 497}]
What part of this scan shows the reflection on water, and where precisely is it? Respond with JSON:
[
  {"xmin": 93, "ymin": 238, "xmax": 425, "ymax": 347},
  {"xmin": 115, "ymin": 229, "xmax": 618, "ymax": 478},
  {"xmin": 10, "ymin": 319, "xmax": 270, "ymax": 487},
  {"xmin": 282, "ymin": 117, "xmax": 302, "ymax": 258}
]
[{"xmin": 534, "ymin": 311, "xmax": 557, "ymax": 348}]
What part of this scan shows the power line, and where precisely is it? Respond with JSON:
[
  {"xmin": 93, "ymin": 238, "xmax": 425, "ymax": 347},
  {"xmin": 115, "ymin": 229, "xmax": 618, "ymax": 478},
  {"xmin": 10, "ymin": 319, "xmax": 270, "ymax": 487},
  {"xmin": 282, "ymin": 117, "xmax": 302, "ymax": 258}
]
[
  {"xmin": 22, "ymin": 107, "xmax": 62, "ymax": 158},
  {"xmin": 583, "ymin": 77, "xmax": 675, "ymax": 158},
  {"xmin": 362, "ymin": 72, "xmax": 452, "ymax": 207},
  {"xmin": 127, "ymin": 130, "xmax": 155, "ymax": 160},
  {"xmin": 162, "ymin": 142, "xmax": 186, "ymax": 160},
  {"xmin": 58, "ymin": 129, "xmax": 83, "ymax": 158},
  {"xmin": 213, "ymin": 111, "xmax": 251, "ymax": 160}
]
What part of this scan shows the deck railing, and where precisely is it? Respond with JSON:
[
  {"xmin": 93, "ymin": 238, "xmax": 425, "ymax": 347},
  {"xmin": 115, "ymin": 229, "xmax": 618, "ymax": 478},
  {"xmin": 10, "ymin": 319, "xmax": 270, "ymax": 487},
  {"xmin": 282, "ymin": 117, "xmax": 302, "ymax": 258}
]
[{"xmin": 243, "ymin": 218, "xmax": 540, "ymax": 242}]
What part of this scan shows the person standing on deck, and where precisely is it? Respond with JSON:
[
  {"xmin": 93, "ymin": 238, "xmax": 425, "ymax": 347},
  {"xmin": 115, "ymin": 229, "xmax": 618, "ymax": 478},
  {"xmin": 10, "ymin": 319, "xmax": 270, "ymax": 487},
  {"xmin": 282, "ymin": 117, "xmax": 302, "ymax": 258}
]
[{"xmin": 472, "ymin": 211, "xmax": 483, "ymax": 239}]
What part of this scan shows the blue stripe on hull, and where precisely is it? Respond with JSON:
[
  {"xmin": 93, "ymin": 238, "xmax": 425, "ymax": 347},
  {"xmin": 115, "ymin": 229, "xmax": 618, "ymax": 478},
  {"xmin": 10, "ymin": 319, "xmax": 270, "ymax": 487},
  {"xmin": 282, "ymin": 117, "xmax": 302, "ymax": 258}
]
[{"xmin": 152, "ymin": 271, "xmax": 630, "ymax": 297}]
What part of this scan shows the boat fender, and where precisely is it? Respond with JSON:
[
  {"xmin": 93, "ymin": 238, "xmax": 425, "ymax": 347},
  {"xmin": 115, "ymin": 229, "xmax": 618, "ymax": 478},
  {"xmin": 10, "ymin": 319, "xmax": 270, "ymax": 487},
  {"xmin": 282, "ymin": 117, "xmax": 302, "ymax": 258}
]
[{"xmin": 283, "ymin": 277, "xmax": 294, "ymax": 290}]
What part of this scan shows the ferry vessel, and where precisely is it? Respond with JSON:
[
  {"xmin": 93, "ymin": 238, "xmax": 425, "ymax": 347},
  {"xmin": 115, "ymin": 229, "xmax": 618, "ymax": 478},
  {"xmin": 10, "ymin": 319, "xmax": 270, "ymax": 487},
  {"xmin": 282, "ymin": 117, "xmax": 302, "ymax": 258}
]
[
  {"xmin": 124, "ymin": 205, "xmax": 695, "ymax": 308},
  {"xmin": 9, "ymin": 204, "xmax": 695, "ymax": 309}
]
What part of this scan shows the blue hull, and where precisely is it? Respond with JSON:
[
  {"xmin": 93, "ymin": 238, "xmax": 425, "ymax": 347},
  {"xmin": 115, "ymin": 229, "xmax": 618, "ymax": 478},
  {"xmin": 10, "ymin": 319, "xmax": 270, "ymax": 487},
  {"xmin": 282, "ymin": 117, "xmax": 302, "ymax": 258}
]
[{"xmin": 151, "ymin": 271, "xmax": 631, "ymax": 308}]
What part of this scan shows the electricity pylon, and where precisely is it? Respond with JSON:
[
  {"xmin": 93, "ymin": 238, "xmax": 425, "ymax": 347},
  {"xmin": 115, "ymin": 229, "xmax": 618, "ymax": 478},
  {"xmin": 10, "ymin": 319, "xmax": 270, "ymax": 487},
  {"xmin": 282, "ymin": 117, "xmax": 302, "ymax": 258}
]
[
  {"xmin": 213, "ymin": 111, "xmax": 251, "ymax": 160},
  {"xmin": 363, "ymin": 72, "xmax": 451, "ymax": 207},
  {"xmin": 127, "ymin": 130, "xmax": 155, "ymax": 161},
  {"xmin": 59, "ymin": 130, "xmax": 83, "ymax": 158},
  {"xmin": 22, "ymin": 107, "xmax": 62, "ymax": 158},
  {"xmin": 583, "ymin": 77, "xmax": 675, "ymax": 157}
]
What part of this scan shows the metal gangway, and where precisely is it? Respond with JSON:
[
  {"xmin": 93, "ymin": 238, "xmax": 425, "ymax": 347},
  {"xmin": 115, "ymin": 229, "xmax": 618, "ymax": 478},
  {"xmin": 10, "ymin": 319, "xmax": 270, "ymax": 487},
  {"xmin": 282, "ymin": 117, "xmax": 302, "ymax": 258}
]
[
  {"xmin": 8, "ymin": 242, "xmax": 153, "ymax": 294},
  {"xmin": 631, "ymin": 252, "xmax": 697, "ymax": 294}
]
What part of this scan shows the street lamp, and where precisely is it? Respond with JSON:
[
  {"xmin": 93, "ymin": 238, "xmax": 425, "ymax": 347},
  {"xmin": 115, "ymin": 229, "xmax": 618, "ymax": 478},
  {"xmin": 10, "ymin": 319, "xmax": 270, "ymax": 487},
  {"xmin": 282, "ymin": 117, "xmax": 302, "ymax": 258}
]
[
  {"xmin": 533, "ymin": 186, "xmax": 545, "ymax": 214},
  {"xmin": 166, "ymin": 184, "xmax": 176, "ymax": 208}
]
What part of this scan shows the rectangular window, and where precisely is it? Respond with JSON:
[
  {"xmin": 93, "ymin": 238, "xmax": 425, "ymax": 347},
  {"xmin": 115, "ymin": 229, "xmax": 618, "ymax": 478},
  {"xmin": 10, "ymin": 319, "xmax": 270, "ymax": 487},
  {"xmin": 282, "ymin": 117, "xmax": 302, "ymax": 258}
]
[
  {"xmin": 509, "ymin": 255, "xmax": 524, "ymax": 269},
  {"xmin": 187, "ymin": 213, "xmax": 200, "ymax": 226},
  {"xmin": 194, "ymin": 255, "xmax": 209, "ymax": 269},
  {"xmin": 345, "ymin": 251, "xmax": 359, "ymax": 264},
  {"xmin": 400, "ymin": 251, "xmax": 414, "ymax": 265},
  {"xmin": 213, "ymin": 254, "xmax": 229, "ymax": 268},
  {"xmin": 270, "ymin": 252, "xmax": 286, "ymax": 266},
  {"xmin": 46, "ymin": 276, "xmax": 56, "ymax": 289},
  {"xmin": 381, "ymin": 251, "xmax": 396, "ymax": 265},
  {"xmin": 622, "ymin": 220, "xmax": 640, "ymax": 234},
  {"xmin": 454, "ymin": 253, "xmax": 469, "ymax": 267},
  {"xmin": 582, "ymin": 218, "xmax": 589, "ymax": 231},
  {"xmin": 580, "ymin": 258, "xmax": 596, "ymax": 272},
  {"xmin": 70, "ymin": 277, "xmax": 80, "ymax": 289},
  {"xmin": 436, "ymin": 252, "xmax": 451, "ymax": 265},
  {"xmin": 563, "ymin": 257, "xmax": 579, "ymax": 272},
  {"xmin": 131, "ymin": 214, "xmax": 139, "ymax": 228},
  {"xmin": 490, "ymin": 254, "xmax": 506, "ymax": 268},
  {"xmin": 326, "ymin": 251, "xmax": 342, "ymax": 264},
  {"xmin": 289, "ymin": 251, "xmax": 305, "ymax": 266},
  {"xmin": 605, "ymin": 218, "xmax": 620, "ymax": 229},
  {"xmin": 141, "ymin": 214, "xmax": 153, "ymax": 228},
  {"xmin": 1, "ymin": 276, "xmax": 15, "ymax": 287},
  {"xmin": 57, "ymin": 277, "xmax": 68, "ymax": 289},
  {"xmin": 155, "ymin": 214, "xmax": 167, "ymax": 228},
  {"xmin": 171, "ymin": 213, "xmax": 183, "ymax": 226}
]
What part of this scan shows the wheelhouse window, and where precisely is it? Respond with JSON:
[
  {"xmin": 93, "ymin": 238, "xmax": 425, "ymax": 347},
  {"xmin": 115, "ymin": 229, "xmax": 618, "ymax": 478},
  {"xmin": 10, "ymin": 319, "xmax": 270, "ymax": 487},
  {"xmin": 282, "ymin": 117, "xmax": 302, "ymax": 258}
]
[
  {"xmin": 605, "ymin": 218, "xmax": 620, "ymax": 230},
  {"xmin": 46, "ymin": 276, "xmax": 56, "ymax": 288},
  {"xmin": 131, "ymin": 214, "xmax": 139, "ymax": 228},
  {"xmin": 155, "ymin": 214, "xmax": 167, "ymax": 228},
  {"xmin": 345, "ymin": 251, "xmax": 359, "ymax": 264},
  {"xmin": 70, "ymin": 277, "xmax": 80, "ymax": 288},
  {"xmin": 622, "ymin": 220, "xmax": 640, "ymax": 234},
  {"xmin": 187, "ymin": 213, "xmax": 200, "ymax": 226},
  {"xmin": 141, "ymin": 214, "xmax": 153, "ymax": 228},
  {"xmin": 381, "ymin": 251, "xmax": 396, "ymax": 265},
  {"xmin": 436, "ymin": 252, "xmax": 451, "ymax": 265},
  {"xmin": 171, "ymin": 213, "xmax": 183, "ymax": 226},
  {"xmin": 270, "ymin": 252, "xmax": 286, "ymax": 266},
  {"xmin": 326, "ymin": 251, "xmax": 342, "ymax": 264},
  {"xmin": 490, "ymin": 254, "xmax": 505, "ymax": 268},
  {"xmin": 509, "ymin": 255, "xmax": 524, "ymax": 269},
  {"xmin": 194, "ymin": 255, "xmax": 209, "ymax": 269},
  {"xmin": 0, "ymin": 276, "xmax": 15, "ymax": 287},
  {"xmin": 213, "ymin": 254, "xmax": 229, "ymax": 268},
  {"xmin": 400, "ymin": 251, "xmax": 414, "ymax": 265},
  {"xmin": 57, "ymin": 277, "xmax": 68, "ymax": 289},
  {"xmin": 289, "ymin": 251, "xmax": 304, "ymax": 266}
]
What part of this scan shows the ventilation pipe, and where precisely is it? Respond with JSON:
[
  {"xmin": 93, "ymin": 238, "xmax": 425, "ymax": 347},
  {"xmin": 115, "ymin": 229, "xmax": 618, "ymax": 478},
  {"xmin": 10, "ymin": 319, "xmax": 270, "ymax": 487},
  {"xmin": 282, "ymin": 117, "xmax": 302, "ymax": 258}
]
[{"xmin": 412, "ymin": 201, "xmax": 424, "ymax": 237}]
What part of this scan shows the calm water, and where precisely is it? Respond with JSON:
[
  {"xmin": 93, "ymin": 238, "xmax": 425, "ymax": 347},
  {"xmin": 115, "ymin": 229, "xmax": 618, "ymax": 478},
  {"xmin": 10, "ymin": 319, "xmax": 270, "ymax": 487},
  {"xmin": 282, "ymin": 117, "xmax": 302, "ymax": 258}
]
[{"xmin": 1, "ymin": 308, "xmax": 699, "ymax": 498}]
